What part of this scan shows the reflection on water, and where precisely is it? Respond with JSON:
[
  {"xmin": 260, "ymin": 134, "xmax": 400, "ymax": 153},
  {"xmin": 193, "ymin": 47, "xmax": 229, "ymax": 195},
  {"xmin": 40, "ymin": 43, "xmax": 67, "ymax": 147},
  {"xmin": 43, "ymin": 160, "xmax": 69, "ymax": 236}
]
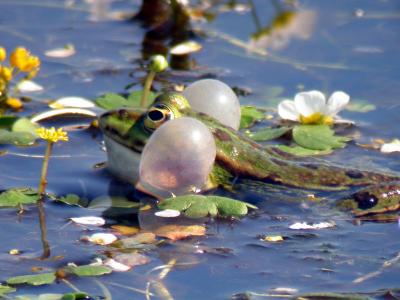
[{"xmin": 249, "ymin": 6, "xmax": 316, "ymax": 51}]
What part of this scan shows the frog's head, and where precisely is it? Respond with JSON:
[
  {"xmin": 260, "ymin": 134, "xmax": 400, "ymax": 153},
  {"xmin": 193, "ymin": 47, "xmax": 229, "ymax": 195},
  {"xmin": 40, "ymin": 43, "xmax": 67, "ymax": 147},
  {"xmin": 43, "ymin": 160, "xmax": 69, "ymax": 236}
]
[
  {"xmin": 98, "ymin": 92, "xmax": 191, "ymax": 184},
  {"xmin": 99, "ymin": 92, "xmax": 191, "ymax": 152},
  {"xmin": 336, "ymin": 184, "xmax": 400, "ymax": 216}
]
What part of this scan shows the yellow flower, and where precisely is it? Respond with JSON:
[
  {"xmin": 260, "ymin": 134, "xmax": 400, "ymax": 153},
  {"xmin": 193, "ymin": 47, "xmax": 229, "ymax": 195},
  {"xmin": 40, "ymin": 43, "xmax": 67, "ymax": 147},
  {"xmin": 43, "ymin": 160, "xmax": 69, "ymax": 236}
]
[
  {"xmin": 10, "ymin": 47, "xmax": 40, "ymax": 73},
  {"xmin": 0, "ymin": 66, "xmax": 12, "ymax": 82},
  {"xmin": 0, "ymin": 47, "xmax": 6, "ymax": 62},
  {"xmin": 6, "ymin": 97, "xmax": 23, "ymax": 109},
  {"xmin": 36, "ymin": 127, "xmax": 69, "ymax": 143}
]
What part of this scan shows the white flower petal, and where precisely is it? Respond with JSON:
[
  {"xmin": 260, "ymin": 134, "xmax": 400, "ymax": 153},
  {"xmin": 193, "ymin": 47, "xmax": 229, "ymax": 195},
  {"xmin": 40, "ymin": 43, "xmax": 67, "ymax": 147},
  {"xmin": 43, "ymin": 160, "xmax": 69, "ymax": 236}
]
[
  {"xmin": 70, "ymin": 216, "xmax": 105, "ymax": 226},
  {"xmin": 45, "ymin": 45, "xmax": 75, "ymax": 58},
  {"xmin": 278, "ymin": 100, "xmax": 299, "ymax": 121},
  {"xmin": 381, "ymin": 139, "xmax": 400, "ymax": 153},
  {"xmin": 294, "ymin": 90, "xmax": 326, "ymax": 117},
  {"xmin": 325, "ymin": 91, "xmax": 350, "ymax": 116},
  {"xmin": 16, "ymin": 80, "xmax": 44, "ymax": 93},
  {"xmin": 87, "ymin": 233, "xmax": 118, "ymax": 245},
  {"xmin": 155, "ymin": 209, "xmax": 181, "ymax": 218},
  {"xmin": 289, "ymin": 221, "xmax": 335, "ymax": 230},
  {"xmin": 49, "ymin": 97, "xmax": 95, "ymax": 109},
  {"xmin": 103, "ymin": 258, "xmax": 131, "ymax": 272}
]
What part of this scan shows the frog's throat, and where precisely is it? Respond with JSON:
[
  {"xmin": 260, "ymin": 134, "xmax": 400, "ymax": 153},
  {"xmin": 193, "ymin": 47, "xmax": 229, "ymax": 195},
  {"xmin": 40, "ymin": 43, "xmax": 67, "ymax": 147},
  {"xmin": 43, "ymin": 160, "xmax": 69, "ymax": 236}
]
[{"xmin": 104, "ymin": 135, "xmax": 141, "ymax": 185}]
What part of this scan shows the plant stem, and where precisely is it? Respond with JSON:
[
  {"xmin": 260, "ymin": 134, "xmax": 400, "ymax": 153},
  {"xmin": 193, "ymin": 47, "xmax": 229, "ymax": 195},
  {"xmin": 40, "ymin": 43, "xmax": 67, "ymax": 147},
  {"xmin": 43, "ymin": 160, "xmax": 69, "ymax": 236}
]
[
  {"xmin": 38, "ymin": 141, "xmax": 53, "ymax": 196},
  {"xmin": 37, "ymin": 199, "xmax": 50, "ymax": 259},
  {"xmin": 37, "ymin": 141, "xmax": 53, "ymax": 259},
  {"xmin": 140, "ymin": 70, "xmax": 155, "ymax": 108}
]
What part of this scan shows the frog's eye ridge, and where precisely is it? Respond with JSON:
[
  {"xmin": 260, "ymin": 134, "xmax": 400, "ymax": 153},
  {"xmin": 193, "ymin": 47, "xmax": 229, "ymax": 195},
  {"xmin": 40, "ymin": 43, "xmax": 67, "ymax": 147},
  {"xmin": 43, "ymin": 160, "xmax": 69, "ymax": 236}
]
[
  {"xmin": 353, "ymin": 191, "xmax": 379, "ymax": 210},
  {"xmin": 144, "ymin": 104, "xmax": 173, "ymax": 132}
]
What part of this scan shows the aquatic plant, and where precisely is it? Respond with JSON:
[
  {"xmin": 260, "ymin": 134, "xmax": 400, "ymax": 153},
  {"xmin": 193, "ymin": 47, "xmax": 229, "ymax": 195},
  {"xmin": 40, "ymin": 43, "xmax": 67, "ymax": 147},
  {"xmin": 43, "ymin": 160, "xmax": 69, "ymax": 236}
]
[
  {"xmin": 0, "ymin": 46, "xmax": 40, "ymax": 110},
  {"xmin": 278, "ymin": 90, "xmax": 350, "ymax": 125}
]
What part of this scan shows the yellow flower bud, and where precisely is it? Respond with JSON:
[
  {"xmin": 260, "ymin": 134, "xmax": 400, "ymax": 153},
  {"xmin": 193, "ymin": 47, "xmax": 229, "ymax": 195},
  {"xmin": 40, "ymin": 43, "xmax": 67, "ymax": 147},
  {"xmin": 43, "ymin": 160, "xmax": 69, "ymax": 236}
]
[
  {"xmin": 149, "ymin": 55, "xmax": 168, "ymax": 73},
  {"xmin": 6, "ymin": 97, "xmax": 23, "ymax": 110},
  {"xmin": 10, "ymin": 47, "xmax": 29, "ymax": 68},
  {"xmin": 0, "ymin": 66, "xmax": 12, "ymax": 82},
  {"xmin": 0, "ymin": 47, "xmax": 6, "ymax": 62}
]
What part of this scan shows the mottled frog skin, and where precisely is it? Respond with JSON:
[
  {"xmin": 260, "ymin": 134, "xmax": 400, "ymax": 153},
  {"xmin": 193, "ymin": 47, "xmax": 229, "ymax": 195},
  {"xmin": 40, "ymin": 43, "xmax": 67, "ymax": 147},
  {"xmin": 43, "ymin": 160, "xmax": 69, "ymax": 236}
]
[{"xmin": 99, "ymin": 93, "xmax": 400, "ymax": 216}]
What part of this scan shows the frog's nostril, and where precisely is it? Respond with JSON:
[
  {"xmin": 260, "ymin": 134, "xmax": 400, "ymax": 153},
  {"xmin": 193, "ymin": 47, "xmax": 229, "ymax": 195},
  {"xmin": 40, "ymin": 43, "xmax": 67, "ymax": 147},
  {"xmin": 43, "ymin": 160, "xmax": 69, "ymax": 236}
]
[
  {"xmin": 148, "ymin": 109, "xmax": 165, "ymax": 122},
  {"xmin": 353, "ymin": 192, "xmax": 379, "ymax": 209}
]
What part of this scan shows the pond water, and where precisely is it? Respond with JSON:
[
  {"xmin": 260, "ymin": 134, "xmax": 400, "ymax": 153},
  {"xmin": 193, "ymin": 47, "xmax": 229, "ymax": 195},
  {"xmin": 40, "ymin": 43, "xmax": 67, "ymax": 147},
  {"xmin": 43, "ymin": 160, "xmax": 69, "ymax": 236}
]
[{"xmin": 0, "ymin": 0, "xmax": 399, "ymax": 299}]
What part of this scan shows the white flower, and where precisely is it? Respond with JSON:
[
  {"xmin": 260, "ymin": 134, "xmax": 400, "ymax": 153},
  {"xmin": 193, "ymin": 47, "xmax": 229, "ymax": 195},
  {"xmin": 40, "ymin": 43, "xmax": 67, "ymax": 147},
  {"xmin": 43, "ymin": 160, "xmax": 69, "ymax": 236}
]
[
  {"xmin": 289, "ymin": 221, "xmax": 336, "ymax": 230},
  {"xmin": 278, "ymin": 90, "xmax": 350, "ymax": 124}
]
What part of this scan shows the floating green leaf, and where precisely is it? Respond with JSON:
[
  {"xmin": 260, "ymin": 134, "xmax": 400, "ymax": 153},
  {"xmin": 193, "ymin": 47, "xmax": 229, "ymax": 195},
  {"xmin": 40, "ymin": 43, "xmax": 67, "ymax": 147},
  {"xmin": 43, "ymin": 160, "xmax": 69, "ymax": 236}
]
[
  {"xmin": 126, "ymin": 90, "xmax": 156, "ymax": 107},
  {"xmin": 277, "ymin": 145, "xmax": 333, "ymax": 156},
  {"xmin": 67, "ymin": 265, "xmax": 112, "ymax": 277},
  {"xmin": 58, "ymin": 194, "xmax": 81, "ymax": 206},
  {"xmin": 158, "ymin": 195, "xmax": 257, "ymax": 218},
  {"xmin": 14, "ymin": 293, "xmax": 64, "ymax": 300},
  {"xmin": 246, "ymin": 126, "xmax": 291, "ymax": 141},
  {"xmin": 240, "ymin": 106, "xmax": 266, "ymax": 129},
  {"xmin": 12, "ymin": 118, "xmax": 39, "ymax": 136},
  {"xmin": 95, "ymin": 91, "xmax": 156, "ymax": 110},
  {"xmin": 0, "ymin": 129, "xmax": 37, "ymax": 145},
  {"xmin": 95, "ymin": 93, "xmax": 127, "ymax": 110},
  {"xmin": 292, "ymin": 125, "xmax": 350, "ymax": 151},
  {"xmin": 0, "ymin": 284, "xmax": 16, "ymax": 295},
  {"xmin": 0, "ymin": 188, "xmax": 39, "ymax": 207},
  {"xmin": 7, "ymin": 273, "xmax": 56, "ymax": 286}
]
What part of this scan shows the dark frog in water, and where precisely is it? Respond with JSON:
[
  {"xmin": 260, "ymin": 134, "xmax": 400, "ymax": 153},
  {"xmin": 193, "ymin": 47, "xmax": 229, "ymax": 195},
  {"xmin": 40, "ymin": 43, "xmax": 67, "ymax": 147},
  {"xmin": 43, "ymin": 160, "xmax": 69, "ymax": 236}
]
[{"xmin": 99, "ymin": 92, "xmax": 400, "ymax": 217}]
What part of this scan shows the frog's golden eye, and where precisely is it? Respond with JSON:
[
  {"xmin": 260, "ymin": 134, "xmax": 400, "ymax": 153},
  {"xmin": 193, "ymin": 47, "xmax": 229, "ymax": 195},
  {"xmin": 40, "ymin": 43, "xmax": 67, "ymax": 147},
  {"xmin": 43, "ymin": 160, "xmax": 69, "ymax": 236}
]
[{"xmin": 144, "ymin": 104, "xmax": 174, "ymax": 131}]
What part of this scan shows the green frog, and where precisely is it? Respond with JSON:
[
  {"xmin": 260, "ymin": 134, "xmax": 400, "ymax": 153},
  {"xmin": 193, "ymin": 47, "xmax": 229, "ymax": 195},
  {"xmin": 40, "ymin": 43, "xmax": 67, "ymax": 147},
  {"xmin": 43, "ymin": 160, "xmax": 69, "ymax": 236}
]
[{"xmin": 99, "ymin": 92, "xmax": 400, "ymax": 216}]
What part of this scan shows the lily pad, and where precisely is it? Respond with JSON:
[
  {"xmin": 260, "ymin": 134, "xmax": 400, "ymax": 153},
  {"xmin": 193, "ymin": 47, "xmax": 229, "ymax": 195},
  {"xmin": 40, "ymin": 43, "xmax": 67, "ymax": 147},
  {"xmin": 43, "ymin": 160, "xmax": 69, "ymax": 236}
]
[
  {"xmin": 67, "ymin": 265, "xmax": 112, "ymax": 277},
  {"xmin": 0, "ymin": 117, "xmax": 38, "ymax": 146},
  {"xmin": 240, "ymin": 106, "xmax": 265, "ymax": 129},
  {"xmin": 95, "ymin": 91, "xmax": 156, "ymax": 110},
  {"xmin": 0, "ymin": 129, "xmax": 37, "ymax": 145},
  {"xmin": 7, "ymin": 273, "xmax": 56, "ymax": 286},
  {"xmin": 158, "ymin": 195, "xmax": 257, "ymax": 218},
  {"xmin": 0, "ymin": 188, "xmax": 39, "ymax": 207},
  {"xmin": 277, "ymin": 145, "xmax": 333, "ymax": 156},
  {"xmin": 246, "ymin": 126, "xmax": 291, "ymax": 141},
  {"xmin": 12, "ymin": 118, "xmax": 39, "ymax": 136},
  {"xmin": 292, "ymin": 125, "xmax": 350, "ymax": 151},
  {"xmin": 61, "ymin": 292, "xmax": 90, "ymax": 300}
]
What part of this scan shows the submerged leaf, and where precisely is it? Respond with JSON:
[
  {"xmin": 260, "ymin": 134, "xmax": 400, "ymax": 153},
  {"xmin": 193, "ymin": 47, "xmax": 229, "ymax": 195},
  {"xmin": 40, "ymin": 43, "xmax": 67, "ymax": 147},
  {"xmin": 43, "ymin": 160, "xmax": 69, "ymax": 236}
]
[
  {"xmin": 7, "ymin": 273, "xmax": 56, "ymax": 286},
  {"xmin": 246, "ymin": 126, "xmax": 291, "ymax": 141},
  {"xmin": 0, "ymin": 188, "xmax": 39, "ymax": 207},
  {"xmin": 240, "ymin": 106, "xmax": 265, "ymax": 129},
  {"xmin": 154, "ymin": 225, "xmax": 206, "ymax": 241},
  {"xmin": 346, "ymin": 101, "xmax": 376, "ymax": 113},
  {"xmin": 292, "ymin": 125, "xmax": 350, "ymax": 151},
  {"xmin": 158, "ymin": 195, "xmax": 257, "ymax": 218}
]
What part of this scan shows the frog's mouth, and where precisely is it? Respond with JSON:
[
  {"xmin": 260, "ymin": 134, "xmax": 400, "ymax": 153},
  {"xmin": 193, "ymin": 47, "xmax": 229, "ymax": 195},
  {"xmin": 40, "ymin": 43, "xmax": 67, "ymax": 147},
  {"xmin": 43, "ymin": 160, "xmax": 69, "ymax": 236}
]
[{"xmin": 99, "ymin": 108, "xmax": 147, "ymax": 153}]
